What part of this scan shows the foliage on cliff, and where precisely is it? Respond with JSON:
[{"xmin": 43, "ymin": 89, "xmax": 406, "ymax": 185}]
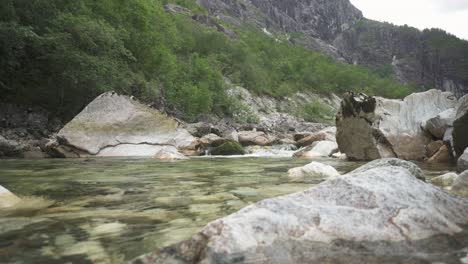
[{"xmin": 0, "ymin": 0, "xmax": 414, "ymax": 121}]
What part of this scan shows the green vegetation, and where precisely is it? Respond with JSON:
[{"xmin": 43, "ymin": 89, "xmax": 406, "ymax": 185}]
[
  {"xmin": 1, "ymin": 0, "xmax": 415, "ymax": 121},
  {"xmin": 211, "ymin": 141, "xmax": 245, "ymax": 156},
  {"xmin": 295, "ymin": 100, "xmax": 335, "ymax": 123}
]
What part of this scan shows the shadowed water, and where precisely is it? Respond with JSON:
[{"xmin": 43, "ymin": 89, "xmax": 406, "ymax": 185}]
[{"xmin": 0, "ymin": 156, "xmax": 463, "ymax": 263}]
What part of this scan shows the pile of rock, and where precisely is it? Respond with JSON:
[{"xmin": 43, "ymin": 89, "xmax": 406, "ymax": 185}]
[{"xmin": 336, "ymin": 90, "xmax": 468, "ymax": 164}]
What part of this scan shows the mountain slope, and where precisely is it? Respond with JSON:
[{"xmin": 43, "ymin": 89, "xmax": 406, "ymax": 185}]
[{"xmin": 196, "ymin": 0, "xmax": 468, "ymax": 96}]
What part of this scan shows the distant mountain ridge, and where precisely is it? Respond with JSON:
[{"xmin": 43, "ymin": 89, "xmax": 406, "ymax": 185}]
[{"xmin": 195, "ymin": 0, "xmax": 468, "ymax": 96}]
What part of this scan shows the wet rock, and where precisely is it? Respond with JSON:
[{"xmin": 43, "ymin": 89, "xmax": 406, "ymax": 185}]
[
  {"xmin": 0, "ymin": 185, "xmax": 21, "ymax": 208},
  {"xmin": 427, "ymin": 145, "xmax": 452, "ymax": 164},
  {"xmin": 57, "ymin": 92, "xmax": 196, "ymax": 157},
  {"xmin": 153, "ymin": 147, "xmax": 188, "ymax": 161},
  {"xmin": 431, "ymin": 172, "xmax": 458, "ymax": 188},
  {"xmin": 331, "ymin": 152, "xmax": 347, "ymax": 160},
  {"xmin": 453, "ymin": 95, "xmax": 468, "ymax": 157},
  {"xmin": 131, "ymin": 159, "xmax": 468, "ymax": 264},
  {"xmin": 452, "ymin": 170, "xmax": 468, "ymax": 198},
  {"xmin": 426, "ymin": 140, "xmax": 444, "ymax": 158},
  {"xmin": 296, "ymin": 126, "xmax": 336, "ymax": 147},
  {"xmin": 293, "ymin": 141, "xmax": 338, "ymax": 158},
  {"xmin": 210, "ymin": 141, "xmax": 244, "ymax": 156},
  {"xmin": 423, "ymin": 108, "xmax": 456, "ymax": 139},
  {"xmin": 458, "ymin": 149, "xmax": 468, "ymax": 172},
  {"xmin": 336, "ymin": 90, "xmax": 457, "ymax": 161},
  {"xmin": 288, "ymin": 162, "xmax": 340, "ymax": 178}
]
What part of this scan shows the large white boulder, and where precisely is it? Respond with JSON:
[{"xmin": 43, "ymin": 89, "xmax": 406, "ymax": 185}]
[
  {"xmin": 294, "ymin": 141, "xmax": 338, "ymax": 158},
  {"xmin": 336, "ymin": 90, "xmax": 457, "ymax": 161},
  {"xmin": 288, "ymin": 162, "xmax": 340, "ymax": 178},
  {"xmin": 132, "ymin": 159, "xmax": 468, "ymax": 264},
  {"xmin": 57, "ymin": 92, "xmax": 196, "ymax": 157}
]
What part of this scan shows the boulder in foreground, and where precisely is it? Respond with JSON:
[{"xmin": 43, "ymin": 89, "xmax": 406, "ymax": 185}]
[
  {"xmin": 131, "ymin": 159, "xmax": 468, "ymax": 264},
  {"xmin": 57, "ymin": 92, "xmax": 195, "ymax": 157},
  {"xmin": 336, "ymin": 90, "xmax": 457, "ymax": 161},
  {"xmin": 453, "ymin": 95, "xmax": 468, "ymax": 157}
]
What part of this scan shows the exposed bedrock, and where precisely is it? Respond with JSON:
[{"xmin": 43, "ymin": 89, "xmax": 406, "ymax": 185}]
[{"xmin": 336, "ymin": 90, "xmax": 457, "ymax": 161}]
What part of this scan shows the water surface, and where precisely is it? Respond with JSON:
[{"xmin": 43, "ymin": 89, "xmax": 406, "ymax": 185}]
[{"xmin": 0, "ymin": 156, "xmax": 461, "ymax": 263}]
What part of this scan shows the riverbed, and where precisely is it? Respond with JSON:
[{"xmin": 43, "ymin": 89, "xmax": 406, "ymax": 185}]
[{"xmin": 0, "ymin": 156, "xmax": 458, "ymax": 263}]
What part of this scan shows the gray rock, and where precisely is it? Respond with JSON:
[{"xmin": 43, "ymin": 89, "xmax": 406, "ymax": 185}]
[
  {"xmin": 458, "ymin": 149, "xmax": 468, "ymax": 173},
  {"xmin": 294, "ymin": 141, "xmax": 339, "ymax": 158},
  {"xmin": 453, "ymin": 95, "xmax": 468, "ymax": 157},
  {"xmin": 57, "ymin": 92, "xmax": 196, "ymax": 157},
  {"xmin": 350, "ymin": 158, "xmax": 425, "ymax": 181},
  {"xmin": 452, "ymin": 170, "xmax": 468, "ymax": 198},
  {"xmin": 423, "ymin": 108, "xmax": 456, "ymax": 139},
  {"xmin": 431, "ymin": 172, "xmax": 458, "ymax": 187},
  {"xmin": 131, "ymin": 159, "xmax": 468, "ymax": 264},
  {"xmin": 153, "ymin": 147, "xmax": 188, "ymax": 161},
  {"xmin": 0, "ymin": 135, "xmax": 22, "ymax": 157},
  {"xmin": 288, "ymin": 162, "xmax": 340, "ymax": 178},
  {"xmin": 336, "ymin": 90, "xmax": 457, "ymax": 161},
  {"xmin": 238, "ymin": 131, "xmax": 276, "ymax": 146}
]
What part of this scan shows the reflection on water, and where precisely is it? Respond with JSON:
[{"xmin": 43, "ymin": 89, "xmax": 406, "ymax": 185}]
[{"xmin": 0, "ymin": 156, "xmax": 459, "ymax": 263}]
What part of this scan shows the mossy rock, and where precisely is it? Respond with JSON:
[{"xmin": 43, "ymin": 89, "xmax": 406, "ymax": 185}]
[{"xmin": 211, "ymin": 141, "xmax": 244, "ymax": 156}]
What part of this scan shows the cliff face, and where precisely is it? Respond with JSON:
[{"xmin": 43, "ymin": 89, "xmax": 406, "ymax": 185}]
[{"xmin": 195, "ymin": 0, "xmax": 468, "ymax": 96}]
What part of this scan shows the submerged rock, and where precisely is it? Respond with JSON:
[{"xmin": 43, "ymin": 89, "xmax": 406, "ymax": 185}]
[
  {"xmin": 57, "ymin": 92, "xmax": 196, "ymax": 157},
  {"xmin": 336, "ymin": 90, "xmax": 457, "ymax": 161},
  {"xmin": 0, "ymin": 185, "xmax": 21, "ymax": 208},
  {"xmin": 293, "ymin": 141, "xmax": 338, "ymax": 158},
  {"xmin": 210, "ymin": 141, "xmax": 244, "ymax": 156},
  {"xmin": 288, "ymin": 162, "xmax": 340, "ymax": 178},
  {"xmin": 131, "ymin": 159, "xmax": 468, "ymax": 264}
]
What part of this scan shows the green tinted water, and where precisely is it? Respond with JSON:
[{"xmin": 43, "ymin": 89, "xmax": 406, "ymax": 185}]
[{"xmin": 0, "ymin": 157, "xmax": 461, "ymax": 263}]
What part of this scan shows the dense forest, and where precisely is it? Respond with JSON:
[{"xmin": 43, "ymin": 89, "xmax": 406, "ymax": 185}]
[{"xmin": 0, "ymin": 0, "xmax": 416, "ymax": 121}]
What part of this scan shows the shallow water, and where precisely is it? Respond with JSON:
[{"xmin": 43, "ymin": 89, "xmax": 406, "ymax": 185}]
[{"xmin": 0, "ymin": 156, "xmax": 461, "ymax": 263}]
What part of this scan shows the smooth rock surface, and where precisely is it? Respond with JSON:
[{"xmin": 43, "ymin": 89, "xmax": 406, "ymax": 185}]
[
  {"xmin": 427, "ymin": 145, "xmax": 452, "ymax": 164},
  {"xmin": 423, "ymin": 108, "xmax": 456, "ymax": 139},
  {"xmin": 57, "ymin": 92, "xmax": 196, "ymax": 156},
  {"xmin": 153, "ymin": 147, "xmax": 188, "ymax": 161},
  {"xmin": 288, "ymin": 162, "xmax": 340, "ymax": 178},
  {"xmin": 452, "ymin": 170, "xmax": 468, "ymax": 198},
  {"xmin": 336, "ymin": 90, "xmax": 457, "ymax": 161},
  {"xmin": 431, "ymin": 172, "xmax": 458, "ymax": 188},
  {"xmin": 132, "ymin": 159, "xmax": 468, "ymax": 264},
  {"xmin": 0, "ymin": 185, "xmax": 21, "ymax": 208},
  {"xmin": 458, "ymin": 149, "xmax": 468, "ymax": 173},
  {"xmin": 426, "ymin": 140, "xmax": 444, "ymax": 158},
  {"xmin": 294, "ymin": 141, "xmax": 338, "ymax": 158}
]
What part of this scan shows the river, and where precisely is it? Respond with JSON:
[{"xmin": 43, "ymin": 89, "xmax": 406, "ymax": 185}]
[{"xmin": 0, "ymin": 155, "xmax": 459, "ymax": 263}]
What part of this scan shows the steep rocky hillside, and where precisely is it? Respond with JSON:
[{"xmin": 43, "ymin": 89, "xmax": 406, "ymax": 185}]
[{"xmin": 196, "ymin": 0, "xmax": 468, "ymax": 96}]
